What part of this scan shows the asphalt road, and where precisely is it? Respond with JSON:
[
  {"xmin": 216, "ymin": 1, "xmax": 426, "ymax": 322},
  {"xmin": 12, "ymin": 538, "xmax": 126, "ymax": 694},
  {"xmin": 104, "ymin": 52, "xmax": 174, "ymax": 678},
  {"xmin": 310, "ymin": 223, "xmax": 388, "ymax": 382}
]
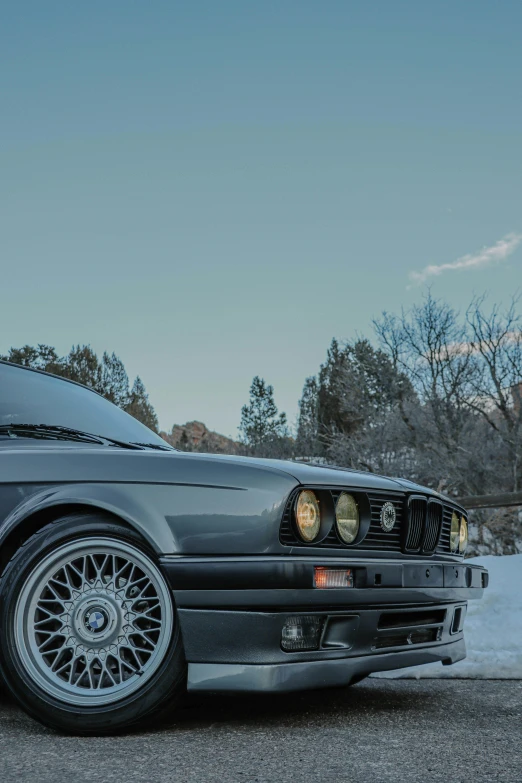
[{"xmin": 0, "ymin": 679, "xmax": 520, "ymax": 783}]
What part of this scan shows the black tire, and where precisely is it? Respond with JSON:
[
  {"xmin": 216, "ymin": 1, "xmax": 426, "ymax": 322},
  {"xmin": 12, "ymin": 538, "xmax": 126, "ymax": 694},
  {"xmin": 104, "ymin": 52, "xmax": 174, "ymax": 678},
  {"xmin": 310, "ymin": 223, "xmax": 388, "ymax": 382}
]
[{"xmin": 0, "ymin": 514, "xmax": 186, "ymax": 735}]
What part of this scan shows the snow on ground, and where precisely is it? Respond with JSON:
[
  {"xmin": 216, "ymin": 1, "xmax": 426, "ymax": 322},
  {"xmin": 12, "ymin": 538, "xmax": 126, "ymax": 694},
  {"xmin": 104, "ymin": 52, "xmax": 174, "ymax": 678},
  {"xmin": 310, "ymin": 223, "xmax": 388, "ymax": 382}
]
[{"xmin": 373, "ymin": 554, "xmax": 522, "ymax": 679}]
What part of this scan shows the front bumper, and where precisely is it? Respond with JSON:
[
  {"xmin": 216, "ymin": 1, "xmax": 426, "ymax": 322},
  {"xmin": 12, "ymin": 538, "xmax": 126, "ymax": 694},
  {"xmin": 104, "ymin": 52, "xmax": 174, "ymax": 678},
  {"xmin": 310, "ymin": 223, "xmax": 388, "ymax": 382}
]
[{"xmin": 160, "ymin": 556, "xmax": 487, "ymax": 693}]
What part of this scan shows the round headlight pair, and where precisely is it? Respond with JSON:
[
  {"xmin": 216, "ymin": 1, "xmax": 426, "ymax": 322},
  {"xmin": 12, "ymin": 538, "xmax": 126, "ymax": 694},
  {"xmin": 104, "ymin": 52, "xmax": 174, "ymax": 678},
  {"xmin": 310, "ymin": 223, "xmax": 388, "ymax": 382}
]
[
  {"xmin": 450, "ymin": 511, "xmax": 468, "ymax": 553},
  {"xmin": 295, "ymin": 490, "xmax": 359, "ymax": 544}
]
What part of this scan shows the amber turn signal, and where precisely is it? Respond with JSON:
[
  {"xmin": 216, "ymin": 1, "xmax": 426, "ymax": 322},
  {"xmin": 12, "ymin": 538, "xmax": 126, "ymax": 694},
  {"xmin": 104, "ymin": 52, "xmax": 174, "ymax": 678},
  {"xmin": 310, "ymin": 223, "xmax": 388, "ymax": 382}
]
[{"xmin": 314, "ymin": 567, "xmax": 354, "ymax": 589}]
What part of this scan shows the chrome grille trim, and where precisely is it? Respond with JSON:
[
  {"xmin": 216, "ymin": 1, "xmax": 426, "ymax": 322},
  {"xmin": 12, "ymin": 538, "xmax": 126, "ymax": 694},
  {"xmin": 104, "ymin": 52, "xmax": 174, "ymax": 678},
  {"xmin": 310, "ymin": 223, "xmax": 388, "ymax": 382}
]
[
  {"xmin": 423, "ymin": 500, "xmax": 443, "ymax": 554},
  {"xmin": 405, "ymin": 496, "xmax": 426, "ymax": 551}
]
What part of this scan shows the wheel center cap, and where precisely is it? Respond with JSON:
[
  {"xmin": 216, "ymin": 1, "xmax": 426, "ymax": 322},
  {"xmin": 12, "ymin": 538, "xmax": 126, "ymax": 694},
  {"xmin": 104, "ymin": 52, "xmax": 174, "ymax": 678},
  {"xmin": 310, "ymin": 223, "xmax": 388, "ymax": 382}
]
[
  {"xmin": 87, "ymin": 610, "xmax": 107, "ymax": 632},
  {"xmin": 72, "ymin": 597, "xmax": 120, "ymax": 645}
]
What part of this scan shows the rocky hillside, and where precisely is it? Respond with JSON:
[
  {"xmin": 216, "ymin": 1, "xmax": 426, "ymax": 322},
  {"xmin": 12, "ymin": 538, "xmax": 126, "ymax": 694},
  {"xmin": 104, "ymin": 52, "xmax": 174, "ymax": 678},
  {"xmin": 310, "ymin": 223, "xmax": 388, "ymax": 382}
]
[{"xmin": 160, "ymin": 421, "xmax": 241, "ymax": 454}]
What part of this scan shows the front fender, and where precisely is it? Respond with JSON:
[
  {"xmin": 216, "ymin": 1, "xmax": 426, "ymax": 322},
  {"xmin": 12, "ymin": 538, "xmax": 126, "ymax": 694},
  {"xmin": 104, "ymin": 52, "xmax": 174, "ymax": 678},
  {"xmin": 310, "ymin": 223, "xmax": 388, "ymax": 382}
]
[
  {"xmin": 0, "ymin": 483, "xmax": 177, "ymax": 554},
  {"xmin": 0, "ymin": 477, "xmax": 296, "ymax": 556}
]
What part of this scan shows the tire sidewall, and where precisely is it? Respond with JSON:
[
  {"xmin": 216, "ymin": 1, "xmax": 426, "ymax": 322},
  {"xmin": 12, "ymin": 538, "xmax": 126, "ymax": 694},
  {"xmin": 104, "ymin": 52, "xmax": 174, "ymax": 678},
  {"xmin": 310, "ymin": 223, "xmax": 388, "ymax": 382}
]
[{"xmin": 0, "ymin": 515, "xmax": 186, "ymax": 734}]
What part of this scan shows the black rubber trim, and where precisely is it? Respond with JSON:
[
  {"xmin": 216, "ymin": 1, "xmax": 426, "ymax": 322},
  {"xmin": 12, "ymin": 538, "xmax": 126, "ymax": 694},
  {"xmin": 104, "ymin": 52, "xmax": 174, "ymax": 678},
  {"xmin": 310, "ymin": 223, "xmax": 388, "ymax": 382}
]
[
  {"xmin": 160, "ymin": 556, "xmax": 487, "ymax": 592},
  {"xmin": 177, "ymin": 602, "xmax": 466, "ymax": 665}
]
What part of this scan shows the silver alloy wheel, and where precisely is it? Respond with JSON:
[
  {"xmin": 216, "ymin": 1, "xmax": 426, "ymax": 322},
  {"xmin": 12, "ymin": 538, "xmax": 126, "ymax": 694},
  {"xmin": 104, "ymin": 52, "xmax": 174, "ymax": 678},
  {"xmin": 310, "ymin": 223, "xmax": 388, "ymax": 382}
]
[{"xmin": 14, "ymin": 538, "xmax": 173, "ymax": 706}]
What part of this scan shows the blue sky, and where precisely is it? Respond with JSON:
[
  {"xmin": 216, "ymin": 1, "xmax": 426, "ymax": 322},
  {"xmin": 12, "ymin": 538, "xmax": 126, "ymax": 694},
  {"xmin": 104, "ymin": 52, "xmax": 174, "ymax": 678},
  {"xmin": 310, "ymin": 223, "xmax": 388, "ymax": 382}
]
[{"xmin": 1, "ymin": 1, "xmax": 521, "ymax": 436}]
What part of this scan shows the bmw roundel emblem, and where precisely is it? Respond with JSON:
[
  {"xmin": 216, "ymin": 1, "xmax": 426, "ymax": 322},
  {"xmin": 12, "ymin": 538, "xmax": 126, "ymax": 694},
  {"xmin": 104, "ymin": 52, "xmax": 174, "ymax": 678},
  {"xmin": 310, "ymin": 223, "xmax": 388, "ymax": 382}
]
[
  {"xmin": 380, "ymin": 502, "xmax": 397, "ymax": 532},
  {"xmin": 87, "ymin": 611, "xmax": 106, "ymax": 631}
]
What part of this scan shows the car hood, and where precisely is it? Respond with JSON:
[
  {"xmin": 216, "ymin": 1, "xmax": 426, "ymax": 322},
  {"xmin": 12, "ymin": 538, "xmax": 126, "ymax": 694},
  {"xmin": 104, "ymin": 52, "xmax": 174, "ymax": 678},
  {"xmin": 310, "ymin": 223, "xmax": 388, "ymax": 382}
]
[
  {"xmin": 181, "ymin": 453, "xmax": 440, "ymax": 495},
  {"xmin": 0, "ymin": 440, "xmax": 446, "ymax": 501}
]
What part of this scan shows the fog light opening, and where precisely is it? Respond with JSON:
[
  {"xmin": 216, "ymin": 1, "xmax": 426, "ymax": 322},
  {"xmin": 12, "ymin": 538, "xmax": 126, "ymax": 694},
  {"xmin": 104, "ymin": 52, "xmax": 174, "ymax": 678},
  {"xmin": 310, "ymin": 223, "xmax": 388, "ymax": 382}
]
[{"xmin": 281, "ymin": 616, "xmax": 324, "ymax": 651}]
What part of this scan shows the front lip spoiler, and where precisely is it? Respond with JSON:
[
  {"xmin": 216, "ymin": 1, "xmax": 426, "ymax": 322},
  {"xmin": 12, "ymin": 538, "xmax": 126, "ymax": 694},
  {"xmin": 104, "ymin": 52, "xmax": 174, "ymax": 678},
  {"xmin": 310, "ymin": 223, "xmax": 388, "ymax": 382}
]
[{"xmin": 187, "ymin": 639, "xmax": 466, "ymax": 692}]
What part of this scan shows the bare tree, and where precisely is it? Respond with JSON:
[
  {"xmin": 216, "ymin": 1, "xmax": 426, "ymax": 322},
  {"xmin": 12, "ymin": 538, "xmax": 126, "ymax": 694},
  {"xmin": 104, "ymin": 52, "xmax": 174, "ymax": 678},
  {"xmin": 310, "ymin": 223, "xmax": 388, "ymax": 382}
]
[
  {"xmin": 373, "ymin": 292, "xmax": 482, "ymax": 496},
  {"xmin": 466, "ymin": 295, "xmax": 522, "ymax": 492}
]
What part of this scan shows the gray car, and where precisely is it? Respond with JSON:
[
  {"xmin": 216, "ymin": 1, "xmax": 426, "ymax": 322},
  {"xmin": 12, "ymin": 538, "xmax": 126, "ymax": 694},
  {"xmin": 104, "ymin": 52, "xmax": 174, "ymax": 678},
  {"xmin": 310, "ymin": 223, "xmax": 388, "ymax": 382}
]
[{"xmin": 0, "ymin": 360, "xmax": 488, "ymax": 734}]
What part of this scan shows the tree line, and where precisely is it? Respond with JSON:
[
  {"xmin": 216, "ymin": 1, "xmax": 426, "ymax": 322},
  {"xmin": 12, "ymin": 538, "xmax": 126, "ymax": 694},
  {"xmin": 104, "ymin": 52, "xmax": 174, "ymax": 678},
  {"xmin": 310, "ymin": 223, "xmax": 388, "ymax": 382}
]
[
  {"xmin": 239, "ymin": 293, "xmax": 522, "ymax": 555},
  {"xmin": 1, "ymin": 344, "xmax": 158, "ymax": 432}
]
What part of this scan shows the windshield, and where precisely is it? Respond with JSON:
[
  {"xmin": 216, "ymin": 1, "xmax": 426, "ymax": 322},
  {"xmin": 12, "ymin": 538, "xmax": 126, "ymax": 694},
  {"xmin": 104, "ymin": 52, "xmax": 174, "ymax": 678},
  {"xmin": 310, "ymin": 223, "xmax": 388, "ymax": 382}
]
[{"xmin": 0, "ymin": 362, "xmax": 171, "ymax": 449}]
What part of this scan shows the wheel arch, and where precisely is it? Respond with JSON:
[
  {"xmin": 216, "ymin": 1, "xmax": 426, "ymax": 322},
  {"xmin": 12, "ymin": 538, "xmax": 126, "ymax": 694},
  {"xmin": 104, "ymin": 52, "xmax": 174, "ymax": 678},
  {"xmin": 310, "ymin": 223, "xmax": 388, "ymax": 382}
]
[
  {"xmin": 0, "ymin": 503, "xmax": 135, "ymax": 575},
  {"xmin": 0, "ymin": 484, "xmax": 179, "ymax": 577}
]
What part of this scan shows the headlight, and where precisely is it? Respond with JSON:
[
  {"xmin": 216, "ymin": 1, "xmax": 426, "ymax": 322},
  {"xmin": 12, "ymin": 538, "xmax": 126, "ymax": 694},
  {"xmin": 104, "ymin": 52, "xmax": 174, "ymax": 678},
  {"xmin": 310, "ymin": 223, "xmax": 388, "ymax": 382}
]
[
  {"xmin": 450, "ymin": 511, "xmax": 460, "ymax": 552},
  {"xmin": 459, "ymin": 516, "xmax": 468, "ymax": 554},
  {"xmin": 335, "ymin": 492, "xmax": 359, "ymax": 543},
  {"xmin": 295, "ymin": 490, "xmax": 321, "ymax": 542}
]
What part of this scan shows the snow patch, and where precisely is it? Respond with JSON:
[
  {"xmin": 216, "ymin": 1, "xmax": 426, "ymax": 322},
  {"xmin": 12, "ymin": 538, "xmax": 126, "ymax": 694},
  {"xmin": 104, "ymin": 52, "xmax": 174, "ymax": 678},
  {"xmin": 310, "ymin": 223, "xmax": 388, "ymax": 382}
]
[{"xmin": 373, "ymin": 554, "xmax": 522, "ymax": 679}]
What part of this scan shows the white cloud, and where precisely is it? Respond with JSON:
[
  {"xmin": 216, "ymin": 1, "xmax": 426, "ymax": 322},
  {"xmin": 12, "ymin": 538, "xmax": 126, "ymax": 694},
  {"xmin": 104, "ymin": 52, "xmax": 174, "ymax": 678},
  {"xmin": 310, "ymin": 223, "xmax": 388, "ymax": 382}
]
[{"xmin": 409, "ymin": 232, "xmax": 522, "ymax": 286}]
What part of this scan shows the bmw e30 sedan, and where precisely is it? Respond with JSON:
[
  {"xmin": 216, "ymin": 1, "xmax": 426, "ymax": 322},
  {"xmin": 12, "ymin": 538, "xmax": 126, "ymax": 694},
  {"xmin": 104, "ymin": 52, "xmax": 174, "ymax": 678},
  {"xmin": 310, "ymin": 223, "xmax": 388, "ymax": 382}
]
[{"xmin": 0, "ymin": 360, "xmax": 488, "ymax": 734}]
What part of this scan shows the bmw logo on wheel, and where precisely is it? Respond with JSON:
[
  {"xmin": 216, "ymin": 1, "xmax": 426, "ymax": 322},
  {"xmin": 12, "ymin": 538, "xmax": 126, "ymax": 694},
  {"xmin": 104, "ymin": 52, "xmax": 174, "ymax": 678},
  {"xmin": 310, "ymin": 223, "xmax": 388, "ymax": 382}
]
[
  {"xmin": 87, "ymin": 611, "xmax": 106, "ymax": 631},
  {"xmin": 380, "ymin": 502, "xmax": 397, "ymax": 532}
]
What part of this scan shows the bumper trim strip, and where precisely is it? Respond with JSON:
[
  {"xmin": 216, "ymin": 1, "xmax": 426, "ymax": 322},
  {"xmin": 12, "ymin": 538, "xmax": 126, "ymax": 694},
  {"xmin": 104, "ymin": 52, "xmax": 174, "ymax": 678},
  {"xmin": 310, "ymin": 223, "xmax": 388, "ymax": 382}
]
[{"xmin": 160, "ymin": 556, "xmax": 486, "ymax": 592}]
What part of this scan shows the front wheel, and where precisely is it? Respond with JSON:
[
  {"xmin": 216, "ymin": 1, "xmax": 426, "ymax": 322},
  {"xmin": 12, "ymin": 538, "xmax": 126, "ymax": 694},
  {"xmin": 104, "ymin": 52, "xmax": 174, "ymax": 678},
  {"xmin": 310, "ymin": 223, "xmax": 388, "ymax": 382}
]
[{"xmin": 0, "ymin": 515, "xmax": 185, "ymax": 734}]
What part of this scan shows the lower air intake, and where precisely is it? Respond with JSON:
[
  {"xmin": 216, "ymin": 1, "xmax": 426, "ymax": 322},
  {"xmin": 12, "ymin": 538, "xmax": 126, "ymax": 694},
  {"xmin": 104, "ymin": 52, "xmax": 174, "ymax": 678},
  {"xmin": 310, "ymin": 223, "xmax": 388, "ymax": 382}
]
[{"xmin": 374, "ymin": 627, "xmax": 441, "ymax": 650}]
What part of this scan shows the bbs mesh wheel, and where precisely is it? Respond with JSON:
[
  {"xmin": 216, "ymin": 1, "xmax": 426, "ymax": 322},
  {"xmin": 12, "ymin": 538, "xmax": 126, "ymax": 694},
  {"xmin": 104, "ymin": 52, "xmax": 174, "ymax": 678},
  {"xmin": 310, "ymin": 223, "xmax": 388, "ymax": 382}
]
[
  {"xmin": 15, "ymin": 537, "xmax": 172, "ymax": 704},
  {"xmin": 0, "ymin": 514, "xmax": 186, "ymax": 734}
]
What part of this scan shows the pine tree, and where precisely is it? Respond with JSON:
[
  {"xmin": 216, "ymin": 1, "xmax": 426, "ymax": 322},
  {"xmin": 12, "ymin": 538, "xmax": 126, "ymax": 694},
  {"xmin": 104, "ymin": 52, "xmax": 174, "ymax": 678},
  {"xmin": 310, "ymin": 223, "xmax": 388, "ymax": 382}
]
[
  {"xmin": 64, "ymin": 345, "xmax": 103, "ymax": 391},
  {"xmin": 296, "ymin": 376, "xmax": 319, "ymax": 456},
  {"xmin": 1, "ymin": 344, "xmax": 64, "ymax": 375},
  {"xmin": 239, "ymin": 376, "xmax": 289, "ymax": 452},
  {"xmin": 125, "ymin": 377, "xmax": 159, "ymax": 432},
  {"xmin": 101, "ymin": 352, "xmax": 130, "ymax": 408},
  {"xmin": 315, "ymin": 338, "xmax": 351, "ymax": 449}
]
